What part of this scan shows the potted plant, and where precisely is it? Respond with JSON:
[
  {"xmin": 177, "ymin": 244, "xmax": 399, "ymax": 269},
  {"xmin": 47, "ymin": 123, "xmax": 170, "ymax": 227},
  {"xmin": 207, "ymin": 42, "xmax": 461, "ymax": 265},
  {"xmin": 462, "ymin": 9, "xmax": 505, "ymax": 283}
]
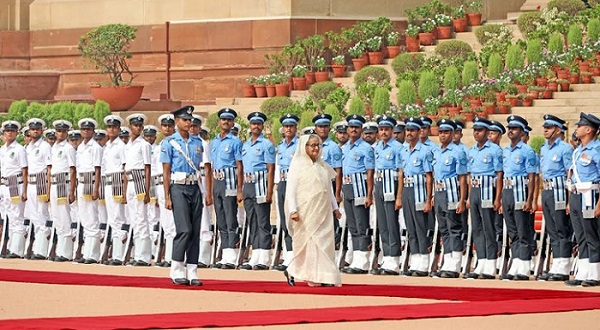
[
  {"xmin": 443, "ymin": 89, "xmax": 463, "ymax": 116},
  {"xmin": 475, "ymin": 106, "xmax": 488, "ymax": 119},
  {"xmin": 292, "ymin": 65, "xmax": 308, "ymax": 90},
  {"xmin": 331, "ymin": 55, "xmax": 346, "ymax": 77},
  {"xmin": 265, "ymin": 74, "xmax": 278, "ymax": 97},
  {"xmin": 314, "ymin": 56, "xmax": 329, "ymax": 82},
  {"xmin": 519, "ymin": 93, "xmax": 533, "ymax": 107},
  {"xmin": 275, "ymin": 72, "xmax": 290, "ymax": 97},
  {"xmin": 581, "ymin": 71, "xmax": 594, "ymax": 83},
  {"xmin": 556, "ymin": 78, "xmax": 571, "ymax": 92},
  {"xmin": 528, "ymin": 85, "xmax": 545, "ymax": 99},
  {"xmin": 366, "ymin": 36, "xmax": 384, "ymax": 64},
  {"xmin": 419, "ymin": 19, "xmax": 436, "ymax": 46},
  {"xmin": 435, "ymin": 13, "xmax": 452, "ymax": 39},
  {"xmin": 465, "ymin": 0, "xmax": 483, "ymax": 26},
  {"xmin": 243, "ymin": 76, "xmax": 257, "ymax": 97},
  {"xmin": 405, "ymin": 24, "xmax": 421, "ymax": 52},
  {"xmin": 506, "ymin": 93, "xmax": 519, "ymax": 107},
  {"xmin": 546, "ymin": 78, "xmax": 559, "ymax": 92},
  {"xmin": 78, "ymin": 23, "xmax": 143, "ymax": 111},
  {"xmin": 254, "ymin": 75, "xmax": 267, "ymax": 98},
  {"xmin": 349, "ymin": 43, "xmax": 366, "ymax": 71},
  {"xmin": 462, "ymin": 106, "xmax": 476, "ymax": 121},
  {"xmin": 497, "ymin": 101, "xmax": 511, "ymax": 114},
  {"xmin": 452, "ymin": 5, "xmax": 468, "ymax": 33},
  {"xmin": 386, "ymin": 31, "xmax": 401, "ymax": 59}
]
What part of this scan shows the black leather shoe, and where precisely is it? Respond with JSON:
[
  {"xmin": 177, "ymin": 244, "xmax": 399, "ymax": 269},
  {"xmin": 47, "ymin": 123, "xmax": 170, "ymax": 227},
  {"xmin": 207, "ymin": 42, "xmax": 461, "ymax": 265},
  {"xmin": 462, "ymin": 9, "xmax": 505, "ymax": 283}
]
[
  {"xmin": 172, "ymin": 278, "xmax": 189, "ymax": 285},
  {"xmin": 412, "ymin": 270, "xmax": 429, "ymax": 277},
  {"xmin": 402, "ymin": 270, "xmax": 415, "ymax": 276},
  {"xmin": 537, "ymin": 273, "xmax": 550, "ymax": 281},
  {"xmin": 221, "ymin": 263, "xmax": 236, "ymax": 269},
  {"xmin": 253, "ymin": 264, "xmax": 269, "ymax": 270},
  {"xmin": 74, "ymin": 258, "xmax": 85, "ymax": 263},
  {"xmin": 239, "ymin": 263, "xmax": 253, "ymax": 270},
  {"xmin": 32, "ymin": 254, "xmax": 46, "ymax": 260},
  {"xmin": 430, "ymin": 271, "xmax": 442, "ymax": 278},
  {"xmin": 464, "ymin": 272, "xmax": 479, "ymax": 279},
  {"xmin": 197, "ymin": 262, "xmax": 209, "ymax": 268},
  {"xmin": 501, "ymin": 274, "xmax": 514, "ymax": 281},
  {"xmin": 514, "ymin": 274, "xmax": 530, "ymax": 281},
  {"xmin": 133, "ymin": 260, "xmax": 150, "ymax": 267},
  {"xmin": 479, "ymin": 273, "xmax": 495, "ymax": 280},
  {"xmin": 440, "ymin": 271, "xmax": 459, "ymax": 278},
  {"xmin": 347, "ymin": 267, "xmax": 369, "ymax": 274},
  {"xmin": 582, "ymin": 280, "xmax": 600, "ymax": 287},
  {"xmin": 273, "ymin": 264, "xmax": 287, "ymax": 271},
  {"xmin": 103, "ymin": 259, "xmax": 111, "ymax": 265},
  {"xmin": 321, "ymin": 283, "xmax": 335, "ymax": 287},
  {"xmin": 54, "ymin": 256, "xmax": 70, "ymax": 262},
  {"xmin": 370, "ymin": 268, "xmax": 382, "ymax": 275},
  {"xmin": 283, "ymin": 270, "xmax": 295, "ymax": 286},
  {"xmin": 549, "ymin": 274, "xmax": 570, "ymax": 282},
  {"xmin": 84, "ymin": 259, "xmax": 98, "ymax": 264},
  {"xmin": 6, "ymin": 253, "xmax": 21, "ymax": 259},
  {"xmin": 381, "ymin": 269, "xmax": 400, "ymax": 276},
  {"xmin": 565, "ymin": 279, "xmax": 583, "ymax": 287},
  {"xmin": 109, "ymin": 259, "xmax": 123, "ymax": 266},
  {"xmin": 190, "ymin": 279, "xmax": 203, "ymax": 286},
  {"xmin": 212, "ymin": 263, "xmax": 223, "ymax": 269}
]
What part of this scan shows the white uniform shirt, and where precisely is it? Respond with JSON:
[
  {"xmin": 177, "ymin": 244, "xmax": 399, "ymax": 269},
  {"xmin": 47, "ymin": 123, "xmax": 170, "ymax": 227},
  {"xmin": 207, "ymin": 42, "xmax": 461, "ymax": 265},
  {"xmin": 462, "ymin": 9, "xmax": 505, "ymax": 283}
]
[
  {"xmin": 0, "ymin": 141, "xmax": 27, "ymax": 177},
  {"xmin": 124, "ymin": 136, "xmax": 151, "ymax": 171},
  {"xmin": 152, "ymin": 143, "xmax": 162, "ymax": 176},
  {"xmin": 26, "ymin": 138, "xmax": 52, "ymax": 174},
  {"xmin": 201, "ymin": 138, "xmax": 211, "ymax": 166},
  {"xmin": 76, "ymin": 139, "xmax": 103, "ymax": 173},
  {"xmin": 103, "ymin": 138, "xmax": 125, "ymax": 175},
  {"xmin": 51, "ymin": 140, "xmax": 76, "ymax": 174}
]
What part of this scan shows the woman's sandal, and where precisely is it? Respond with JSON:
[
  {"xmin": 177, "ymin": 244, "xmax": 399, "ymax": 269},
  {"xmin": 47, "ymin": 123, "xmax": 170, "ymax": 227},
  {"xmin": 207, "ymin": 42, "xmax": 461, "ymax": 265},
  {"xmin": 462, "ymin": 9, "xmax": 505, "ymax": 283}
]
[{"xmin": 283, "ymin": 270, "xmax": 295, "ymax": 286}]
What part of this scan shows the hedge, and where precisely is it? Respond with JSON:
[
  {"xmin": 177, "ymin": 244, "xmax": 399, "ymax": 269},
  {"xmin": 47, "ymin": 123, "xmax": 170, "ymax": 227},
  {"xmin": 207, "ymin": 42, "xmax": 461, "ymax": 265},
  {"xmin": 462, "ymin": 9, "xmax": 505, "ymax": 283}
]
[
  {"xmin": 434, "ymin": 40, "xmax": 474, "ymax": 61},
  {"xmin": 353, "ymin": 66, "xmax": 391, "ymax": 86}
]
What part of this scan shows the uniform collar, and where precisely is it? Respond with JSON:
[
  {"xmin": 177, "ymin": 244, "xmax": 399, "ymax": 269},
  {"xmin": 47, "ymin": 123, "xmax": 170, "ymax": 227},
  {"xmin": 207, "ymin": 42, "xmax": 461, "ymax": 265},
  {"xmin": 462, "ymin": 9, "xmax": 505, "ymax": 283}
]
[
  {"xmin": 378, "ymin": 139, "xmax": 394, "ymax": 148},
  {"xmin": 346, "ymin": 137, "xmax": 365, "ymax": 149},
  {"xmin": 29, "ymin": 137, "xmax": 44, "ymax": 148},
  {"xmin": 217, "ymin": 131, "xmax": 235, "ymax": 141},
  {"xmin": 544, "ymin": 137, "xmax": 561, "ymax": 149},
  {"xmin": 477, "ymin": 140, "xmax": 492, "ymax": 150},
  {"xmin": 281, "ymin": 136, "xmax": 297, "ymax": 147},
  {"xmin": 250, "ymin": 134, "xmax": 264, "ymax": 144},
  {"xmin": 441, "ymin": 143, "xmax": 455, "ymax": 152},
  {"xmin": 509, "ymin": 141, "xmax": 524, "ymax": 151}
]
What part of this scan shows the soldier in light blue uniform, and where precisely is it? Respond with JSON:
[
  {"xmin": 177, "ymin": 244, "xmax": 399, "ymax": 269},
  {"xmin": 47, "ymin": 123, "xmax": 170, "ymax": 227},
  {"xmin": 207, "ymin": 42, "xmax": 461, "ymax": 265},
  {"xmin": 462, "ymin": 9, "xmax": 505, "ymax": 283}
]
[
  {"xmin": 501, "ymin": 116, "xmax": 539, "ymax": 281},
  {"xmin": 160, "ymin": 105, "xmax": 204, "ymax": 286},
  {"xmin": 341, "ymin": 114, "xmax": 375, "ymax": 274},
  {"xmin": 313, "ymin": 114, "xmax": 343, "ymax": 248},
  {"xmin": 418, "ymin": 116, "xmax": 440, "ymax": 153},
  {"xmin": 239, "ymin": 112, "xmax": 275, "ymax": 270},
  {"xmin": 566, "ymin": 113, "xmax": 600, "ymax": 287},
  {"xmin": 432, "ymin": 119, "xmax": 468, "ymax": 278},
  {"xmin": 488, "ymin": 120, "xmax": 506, "ymax": 145},
  {"xmin": 209, "ymin": 108, "xmax": 244, "ymax": 269},
  {"xmin": 394, "ymin": 123, "xmax": 405, "ymax": 144},
  {"xmin": 538, "ymin": 115, "xmax": 573, "ymax": 282},
  {"xmin": 372, "ymin": 115, "xmax": 404, "ymax": 275},
  {"xmin": 453, "ymin": 120, "xmax": 470, "ymax": 245},
  {"xmin": 465, "ymin": 117, "xmax": 503, "ymax": 279},
  {"xmin": 399, "ymin": 117, "xmax": 434, "ymax": 277},
  {"xmin": 274, "ymin": 113, "xmax": 300, "ymax": 271}
]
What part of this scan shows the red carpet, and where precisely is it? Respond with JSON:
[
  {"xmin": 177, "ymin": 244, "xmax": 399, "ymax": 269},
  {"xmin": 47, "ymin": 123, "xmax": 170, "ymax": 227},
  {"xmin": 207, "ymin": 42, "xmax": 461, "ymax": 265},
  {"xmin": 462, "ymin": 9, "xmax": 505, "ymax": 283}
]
[
  {"xmin": 0, "ymin": 297, "xmax": 599, "ymax": 329},
  {"xmin": 1, "ymin": 268, "xmax": 599, "ymax": 302}
]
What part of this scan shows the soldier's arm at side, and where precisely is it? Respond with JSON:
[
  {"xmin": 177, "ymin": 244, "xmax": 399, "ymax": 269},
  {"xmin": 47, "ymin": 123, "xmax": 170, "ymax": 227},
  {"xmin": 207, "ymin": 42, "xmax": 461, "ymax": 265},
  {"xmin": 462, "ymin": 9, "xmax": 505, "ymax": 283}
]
[
  {"xmin": 163, "ymin": 163, "xmax": 172, "ymax": 210},
  {"xmin": 266, "ymin": 163, "xmax": 275, "ymax": 203},
  {"xmin": 21, "ymin": 166, "xmax": 28, "ymax": 202},
  {"xmin": 204, "ymin": 162, "xmax": 213, "ymax": 206},
  {"xmin": 46, "ymin": 165, "xmax": 52, "ymax": 201},
  {"xmin": 424, "ymin": 171, "xmax": 433, "ymax": 213}
]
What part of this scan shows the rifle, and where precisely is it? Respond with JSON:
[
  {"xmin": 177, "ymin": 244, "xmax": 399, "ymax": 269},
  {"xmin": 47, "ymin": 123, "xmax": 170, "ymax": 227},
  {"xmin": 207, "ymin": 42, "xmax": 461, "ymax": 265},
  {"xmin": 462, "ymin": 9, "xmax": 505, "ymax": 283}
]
[
  {"xmin": 461, "ymin": 217, "xmax": 474, "ymax": 275},
  {"xmin": 369, "ymin": 226, "xmax": 381, "ymax": 274},
  {"xmin": 428, "ymin": 219, "xmax": 442, "ymax": 274},
  {"xmin": 209, "ymin": 224, "xmax": 222, "ymax": 266},
  {"xmin": 121, "ymin": 224, "xmax": 133, "ymax": 264},
  {"xmin": 100, "ymin": 225, "xmax": 112, "ymax": 264},
  {"xmin": 72, "ymin": 221, "xmax": 84, "ymax": 261},
  {"xmin": 400, "ymin": 229, "xmax": 411, "ymax": 272},
  {"xmin": 235, "ymin": 208, "xmax": 250, "ymax": 268},
  {"xmin": 0, "ymin": 216, "xmax": 8, "ymax": 257},
  {"xmin": 336, "ymin": 223, "xmax": 349, "ymax": 270},
  {"xmin": 46, "ymin": 220, "xmax": 57, "ymax": 260},
  {"xmin": 152, "ymin": 224, "xmax": 165, "ymax": 264},
  {"xmin": 24, "ymin": 220, "xmax": 34, "ymax": 259},
  {"xmin": 498, "ymin": 223, "xmax": 511, "ymax": 276},
  {"xmin": 271, "ymin": 194, "xmax": 284, "ymax": 269}
]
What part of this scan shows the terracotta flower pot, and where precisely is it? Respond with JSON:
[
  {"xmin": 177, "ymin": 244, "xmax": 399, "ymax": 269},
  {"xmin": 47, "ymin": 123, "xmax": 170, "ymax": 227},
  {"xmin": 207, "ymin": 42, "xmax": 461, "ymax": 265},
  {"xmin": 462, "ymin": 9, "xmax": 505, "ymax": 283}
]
[
  {"xmin": 305, "ymin": 72, "xmax": 315, "ymax": 85},
  {"xmin": 292, "ymin": 77, "xmax": 307, "ymax": 90},
  {"xmin": 430, "ymin": 126, "xmax": 439, "ymax": 136},
  {"xmin": 405, "ymin": 35, "xmax": 420, "ymax": 52},
  {"xmin": 314, "ymin": 71, "xmax": 330, "ymax": 82},
  {"xmin": 579, "ymin": 61, "xmax": 590, "ymax": 72},
  {"xmin": 476, "ymin": 111, "xmax": 488, "ymax": 119},
  {"xmin": 266, "ymin": 85, "xmax": 276, "ymax": 97},
  {"xmin": 522, "ymin": 98, "xmax": 533, "ymax": 107},
  {"xmin": 591, "ymin": 67, "xmax": 600, "ymax": 76},
  {"xmin": 516, "ymin": 84, "xmax": 528, "ymax": 94},
  {"xmin": 495, "ymin": 92, "xmax": 506, "ymax": 103},
  {"xmin": 463, "ymin": 112, "xmax": 475, "ymax": 121},
  {"xmin": 254, "ymin": 84, "xmax": 267, "ymax": 98},
  {"xmin": 453, "ymin": 18, "xmax": 468, "ymax": 32},
  {"xmin": 568, "ymin": 74, "xmax": 580, "ymax": 84},
  {"xmin": 497, "ymin": 105, "xmax": 511, "ymax": 114},
  {"xmin": 560, "ymin": 83, "xmax": 571, "ymax": 91},
  {"xmin": 508, "ymin": 98, "xmax": 519, "ymax": 107},
  {"xmin": 466, "ymin": 13, "xmax": 482, "ymax": 26},
  {"xmin": 418, "ymin": 32, "xmax": 434, "ymax": 46},
  {"xmin": 352, "ymin": 58, "xmax": 366, "ymax": 71},
  {"xmin": 557, "ymin": 69, "xmax": 569, "ymax": 79},
  {"xmin": 547, "ymin": 82, "xmax": 558, "ymax": 92},
  {"xmin": 386, "ymin": 46, "xmax": 401, "ymax": 59},
  {"xmin": 436, "ymin": 26, "xmax": 452, "ymax": 39},
  {"xmin": 528, "ymin": 90, "xmax": 540, "ymax": 99},
  {"xmin": 331, "ymin": 64, "xmax": 346, "ymax": 77},
  {"xmin": 469, "ymin": 99, "xmax": 482, "ymax": 109},
  {"xmin": 485, "ymin": 104, "xmax": 496, "ymax": 115},
  {"xmin": 535, "ymin": 77, "xmax": 548, "ymax": 87},
  {"xmin": 368, "ymin": 52, "xmax": 383, "ymax": 65},
  {"xmin": 361, "ymin": 53, "xmax": 370, "ymax": 65},
  {"xmin": 275, "ymin": 83, "xmax": 289, "ymax": 97},
  {"xmin": 448, "ymin": 106, "xmax": 461, "ymax": 116},
  {"xmin": 582, "ymin": 75, "xmax": 593, "ymax": 83},
  {"xmin": 242, "ymin": 83, "xmax": 256, "ymax": 97},
  {"xmin": 90, "ymin": 85, "xmax": 144, "ymax": 111}
]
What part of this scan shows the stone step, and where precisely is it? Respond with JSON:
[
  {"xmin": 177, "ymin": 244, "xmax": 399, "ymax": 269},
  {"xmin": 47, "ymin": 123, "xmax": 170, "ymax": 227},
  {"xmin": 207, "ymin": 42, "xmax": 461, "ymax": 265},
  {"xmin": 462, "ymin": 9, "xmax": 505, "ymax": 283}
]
[
  {"xmin": 553, "ymin": 91, "xmax": 600, "ymax": 99},
  {"xmin": 521, "ymin": 0, "xmax": 551, "ymax": 12},
  {"xmin": 506, "ymin": 12, "xmax": 524, "ymax": 22},
  {"xmin": 570, "ymin": 83, "xmax": 600, "ymax": 91},
  {"xmin": 533, "ymin": 98, "xmax": 600, "ymax": 107},
  {"xmin": 501, "ymin": 105, "xmax": 597, "ymax": 114}
]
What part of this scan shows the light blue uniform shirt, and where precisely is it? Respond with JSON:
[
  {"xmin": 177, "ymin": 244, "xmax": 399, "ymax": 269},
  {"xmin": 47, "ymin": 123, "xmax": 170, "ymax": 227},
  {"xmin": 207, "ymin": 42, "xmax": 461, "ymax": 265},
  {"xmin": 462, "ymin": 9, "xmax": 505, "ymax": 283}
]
[
  {"xmin": 160, "ymin": 131, "xmax": 203, "ymax": 174},
  {"xmin": 572, "ymin": 139, "xmax": 600, "ymax": 183},
  {"xmin": 322, "ymin": 138, "xmax": 343, "ymax": 168},
  {"xmin": 433, "ymin": 143, "xmax": 468, "ymax": 181},
  {"xmin": 209, "ymin": 132, "xmax": 243, "ymax": 170},
  {"xmin": 374, "ymin": 139, "xmax": 403, "ymax": 171},
  {"xmin": 400, "ymin": 142, "xmax": 433, "ymax": 176},
  {"xmin": 242, "ymin": 134, "xmax": 276, "ymax": 172},
  {"xmin": 540, "ymin": 138, "xmax": 573, "ymax": 180},
  {"xmin": 342, "ymin": 138, "xmax": 375, "ymax": 175},
  {"xmin": 502, "ymin": 141, "xmax": 539, "ymax": 177},
  {"xmin": 422, "ymin": 138, "xmax": 441, "ymax": 154},
  {"xmin": 277, "ymin": 136, "xmax": 298, "ymax": 171},
  {"xmin": 455, "ymin": 141, "xmax": 469, "ymax": 157},
  {"xmin": 467, "ymin": 140, "xmax": 503, "ymax": 176}
]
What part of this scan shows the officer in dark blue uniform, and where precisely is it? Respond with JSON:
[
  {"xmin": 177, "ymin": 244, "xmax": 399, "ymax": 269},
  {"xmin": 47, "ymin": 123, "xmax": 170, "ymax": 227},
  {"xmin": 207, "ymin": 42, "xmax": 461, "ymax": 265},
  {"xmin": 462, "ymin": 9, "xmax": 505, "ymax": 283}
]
[
  {"xmin": 240, "ymin": 112, "xmax": 276, "ymax": 270},
  {"xmin": 538, "ymin": 114, "xmax": 573, "ymax": 281},
  {"xmin": 501, "ymin": 116, "xmax": 539, "ymax": 281},
  {"xmin": 209, "ymin": 108, "xmax": 244, "ymax": 269},
  {"xmin": 160, "ymin": 105, "xmax": 204, "ymax": 286}
]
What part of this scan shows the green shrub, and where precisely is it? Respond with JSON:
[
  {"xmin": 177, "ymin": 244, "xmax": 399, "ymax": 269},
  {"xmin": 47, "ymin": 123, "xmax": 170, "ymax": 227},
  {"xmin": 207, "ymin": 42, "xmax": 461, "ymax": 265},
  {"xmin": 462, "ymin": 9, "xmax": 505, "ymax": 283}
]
[
  {"xmin": 505, "ymin": 44, "xmax": 524, "ymax": 71},
  {"xmin": 397, "ymin": 80, "xmax": 417, "ymax": 105},
  {"xmin": 259, "ymin": 96, "xmax": 294, "ymax": 116},
  {"xmin": 22, "ymin": 102, "xmax": 48, "ymax": 123},
  {"xmin": 547, "ymin": 0, "xmax": 586, "ymax": 16},
  {"xmin": 7, "ymin": 100, "xmax": 28, "ymax": 123},
  {"xmin": 309, "ymin": 81, "xmax": 338, "ymax": 103},
  {"xmin": 299, "ymin": 110, "xmax": 315, "ymax": 130},
  {"xmin": 348, "ymin": 96, "xmax": 365, "ymax": 115},
  {"xmin": 434, "ymin": 40, "xmax": 474, "ymax": 61},
  {"xmin": 74, "ymin": 103, "xmax": 95, "ymax": 125},
  {"xmin": 461, "ymin": 61, "xmax": 479, "ymax": 86},
  {"xmin": 587, "ymin": 18, "xmax": 600, "ymax": 43},
  {"xmin": 94, "ymin": 100, "xmax": 112, "ymax": 128},
  {"xmin": 391, "ymin": 53, "xmax": 425, "ymax": 77},
  {"xmin": 418, "ymin": 71, "xmax": 440, "ymax": 100},
  {"xmin": 474, "ymin": 24, "xmax": 506, "ymax": 45},
  {"xmin": 487, "ymin": 52, "xmax": 504, "ymax": 78},
  {"xmin": 517, "ymin": 11, "xmax": 542, "ymax": 38},
  {"xmin": 205, "ymin": 112, "xmax": 220, "ymax": 139},
  {"xmin": 324, "ymin": 87, "xmax": 350, "ymax": 113},
  {"xmin": 323, "ymin": 104, "xmax": 343, "ymax": 125},
  {"xmin": 548, "ymin": 32, "xmax": 565, "ymax": 54},
  {"xmin": 353, "ymin": 66, "xmax": 391, "ymax": 86},
  {"xmin": 567, "ymin": 24, "xmax": 583, "ymax": 47},
  {"xmin": 372, "ymin": 87, "xmax": 390, "ymax": 115},
  {"xmin": 529, "ymin": 136, "xmax": 545, "ymax": 155},
  {"xmin": 443, "ymin": 66, "xmax": 461, "ymax": 90},
  {"xmin": 526, "ymin": 39, "xmax": 543, "ymax": 64}
]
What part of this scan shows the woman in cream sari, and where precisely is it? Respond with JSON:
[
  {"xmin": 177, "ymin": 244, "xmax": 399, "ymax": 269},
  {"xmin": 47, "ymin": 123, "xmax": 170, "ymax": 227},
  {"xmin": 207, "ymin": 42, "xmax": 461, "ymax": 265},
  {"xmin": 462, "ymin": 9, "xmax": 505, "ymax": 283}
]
[{"xmin": 284, "ymin": 134, "xmax": 342, "ymax": 287}]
